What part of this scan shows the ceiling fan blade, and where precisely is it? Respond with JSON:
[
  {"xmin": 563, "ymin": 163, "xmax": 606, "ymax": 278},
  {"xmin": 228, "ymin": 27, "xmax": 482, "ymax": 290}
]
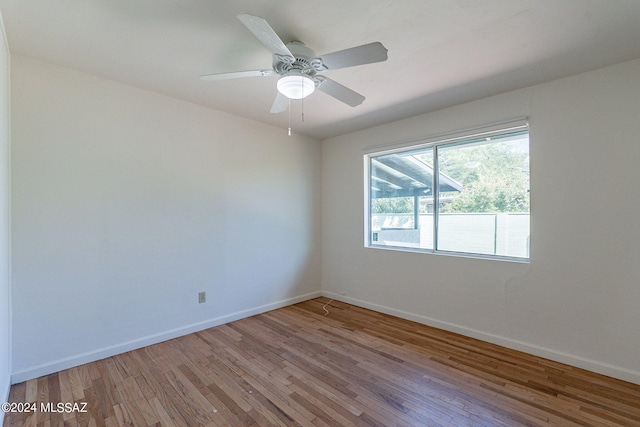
[
  {"xmin": 316, "ymin": 42, "xmax": 388, "ymax": 71},
  {"xmin": 200, "ymin": 69, "xmax": 276, "ymax": 81},
  {"xmin": 316, "ymin": 77, "xmax": 365, "ymax": 107},
  {"xmin": 237, "ymin": 14, "xmax": 295, "ymax": 62},
  {"xmin": 270, "ymin": 92, "xmax": 289, "ymax": 114}
]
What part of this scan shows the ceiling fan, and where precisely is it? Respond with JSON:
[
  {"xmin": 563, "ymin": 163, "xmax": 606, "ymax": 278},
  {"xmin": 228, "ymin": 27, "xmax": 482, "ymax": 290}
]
[{"xmin": 200, "ymin": 14, "xmax": 388, "ymax": 113}]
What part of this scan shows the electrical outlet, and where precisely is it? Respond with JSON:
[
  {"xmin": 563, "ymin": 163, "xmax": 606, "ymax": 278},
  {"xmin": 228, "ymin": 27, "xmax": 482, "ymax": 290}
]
[{"xmin": 198, "ymin": 291, "xmax": 206, "ymax": 303}]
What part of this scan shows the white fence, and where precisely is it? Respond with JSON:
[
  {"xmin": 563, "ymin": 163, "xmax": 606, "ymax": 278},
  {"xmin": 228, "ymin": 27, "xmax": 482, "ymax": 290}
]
[{"xmin": 372, "ymin": 213, "xmax": 529, "ymax": 258}]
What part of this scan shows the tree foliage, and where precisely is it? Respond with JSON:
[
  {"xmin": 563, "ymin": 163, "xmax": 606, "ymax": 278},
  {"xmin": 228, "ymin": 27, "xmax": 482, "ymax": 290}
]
[
  {"xmin": 439, "ymin": 140, "xmax": 529, "ymax": 213},
  {"xmin": 372, "ymin": 197, "xmax": 413, "ymax": 213}
]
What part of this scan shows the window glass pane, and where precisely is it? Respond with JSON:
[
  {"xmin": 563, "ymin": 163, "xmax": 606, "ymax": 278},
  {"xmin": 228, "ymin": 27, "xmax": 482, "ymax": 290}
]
[
  {"xmin": 370, "ymin": 148, "xmax": 434, "ymax": 249},
  {"xmin": 437, "ymin": 132, "xmax": 529, "ymax": 258},
  {"xmin": 366, "ymin": 124, "xmax": 529, "ymax": 261}
]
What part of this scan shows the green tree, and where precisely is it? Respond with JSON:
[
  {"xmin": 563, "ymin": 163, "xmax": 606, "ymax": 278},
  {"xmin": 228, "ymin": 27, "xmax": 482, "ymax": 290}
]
[
  {"xmin": 372, "ymin": 196, "xmax": 413, "ymax": 213},
  {"xmin": 437, "ymin": 139, "xmax": 529, "ymax": 213}
]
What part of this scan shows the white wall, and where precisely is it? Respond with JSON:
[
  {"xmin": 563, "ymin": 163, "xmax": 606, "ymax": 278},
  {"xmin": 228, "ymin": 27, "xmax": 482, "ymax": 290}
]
[
  {"xmin": 323, "ymin": 58, "xmax": 640, "ymax": 384},
  {"xmin": 11, "ymin": 55, "xmax": 322, "ymax": 381},
  {"xmin": 0, "ymin": 9, "xmax": 11, "ymax": 422}
]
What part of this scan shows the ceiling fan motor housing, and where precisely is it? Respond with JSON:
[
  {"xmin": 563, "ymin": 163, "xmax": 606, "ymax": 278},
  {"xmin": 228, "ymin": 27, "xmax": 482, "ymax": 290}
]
[{"xmin": 274, "ymin": 41, "xmax": 323, "ymax": 84}]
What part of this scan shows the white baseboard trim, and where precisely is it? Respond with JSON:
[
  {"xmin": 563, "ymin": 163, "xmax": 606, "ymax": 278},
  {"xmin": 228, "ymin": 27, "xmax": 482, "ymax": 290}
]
[
  {"xmin": 323, "ymin": 291, "xmax": 640, "ymax": 385},
  {"xmin": 11, "ymin": 291, "xmax": 321, "ymax": 384}
]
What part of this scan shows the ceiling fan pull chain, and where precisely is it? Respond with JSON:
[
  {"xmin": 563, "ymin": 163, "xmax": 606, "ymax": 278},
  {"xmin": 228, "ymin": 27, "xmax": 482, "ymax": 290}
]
[
  {"xmin": 301, "ymin": 78, "xmax": 305, "ymax": 123},
  {"xmin": 288, "ymin": 98, "xmax": 292, "ymax": 136}
]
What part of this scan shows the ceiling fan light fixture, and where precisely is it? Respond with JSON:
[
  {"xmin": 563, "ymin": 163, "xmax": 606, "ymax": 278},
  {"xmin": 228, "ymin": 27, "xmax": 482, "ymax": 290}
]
[{"xmin": 277, "ymin": 74, "xmax": 315, "ymax": 99}]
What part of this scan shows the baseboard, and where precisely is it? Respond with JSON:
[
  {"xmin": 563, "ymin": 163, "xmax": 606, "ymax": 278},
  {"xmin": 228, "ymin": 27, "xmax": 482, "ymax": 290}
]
[
  {"xmin": 322, "ymin": 291, "xmax": 640, "ymax": 385},
  {"xmin": 11, "ymin": 291, "xmax": 321, "ymax": 384}
]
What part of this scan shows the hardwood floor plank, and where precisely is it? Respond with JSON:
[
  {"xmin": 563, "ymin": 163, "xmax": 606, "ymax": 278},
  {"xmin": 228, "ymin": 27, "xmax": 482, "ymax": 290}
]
[
  {"xmin": 89, "ymin": 378, "xmax": 114, "ymax": 422},
  {"xmin": 46, "ymin": 375, "xmax": 63, "ymax": 427},
  {"xmin": 81, "ymin": 386, "xmax": 104, "ymax": 427},
  {"xmin": 147, "ymin": 397, "xmax": 178, "ymax": 427},
  {"xmin": 23, "ymin": 380, "xmax": 36, "ymax": 404},
  {"xmin": 282, "ymin": 362, "xmax": 361, "ymax": 417},
  {"xmin": 65, "ymin": 367, "xmax": 86, "ymax": 402},
  {"xmin": 162, "ymin": 368, "xmax": 215, "ymax": 425},
  {"xmin": 287, "ymin": 380, "xmax": 367, "ymax": 427},
  {"xmin": 239, "ymin": 375, "xmax": 316, "ymax": 427},
  {"xmin": 5, "ymin": 297, "xmax": 640, "ymax": 426}
]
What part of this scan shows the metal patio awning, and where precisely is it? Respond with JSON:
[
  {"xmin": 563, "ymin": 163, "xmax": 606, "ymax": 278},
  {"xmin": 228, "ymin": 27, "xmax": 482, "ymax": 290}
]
[{"xmin": 371, "ymin": 154, "xmax": 463, "ymax": 198}]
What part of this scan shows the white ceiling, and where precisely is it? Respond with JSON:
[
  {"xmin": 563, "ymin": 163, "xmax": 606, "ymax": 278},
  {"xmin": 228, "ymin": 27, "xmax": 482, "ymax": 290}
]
[{"xmin": 1, "ymin": 0, "xmax": 640, "ymax": 140}]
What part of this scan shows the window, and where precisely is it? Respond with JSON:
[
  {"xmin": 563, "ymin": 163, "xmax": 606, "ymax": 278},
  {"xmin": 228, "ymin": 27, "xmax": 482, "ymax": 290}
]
[{"xmin": 365, "ymin": 120, "xmax": 529, "ymax": 261}]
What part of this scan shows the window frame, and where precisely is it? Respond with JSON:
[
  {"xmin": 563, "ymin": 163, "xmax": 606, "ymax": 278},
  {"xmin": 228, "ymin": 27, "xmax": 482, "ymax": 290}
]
[{"xmin": 364, "ymin": 118, "xmax": 529, "ymax": 262}]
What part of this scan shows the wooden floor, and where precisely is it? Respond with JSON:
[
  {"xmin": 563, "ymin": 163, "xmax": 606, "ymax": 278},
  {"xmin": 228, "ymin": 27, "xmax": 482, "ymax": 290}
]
[{"xmin": 5, "ymin": 298, "xmax": 640, "ymax": 427}]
